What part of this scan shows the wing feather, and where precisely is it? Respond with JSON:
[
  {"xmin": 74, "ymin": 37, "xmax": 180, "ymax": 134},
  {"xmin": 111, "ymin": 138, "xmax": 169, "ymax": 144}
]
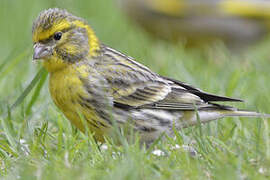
[{"xmin": 92, "ymin": 45, "xmax": 240, "ymax": 110}]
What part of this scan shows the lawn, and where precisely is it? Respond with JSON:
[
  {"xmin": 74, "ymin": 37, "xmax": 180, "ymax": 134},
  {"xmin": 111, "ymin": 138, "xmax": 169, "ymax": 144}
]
[{"xmin": 0, "ymin": 0, "xmax": 270, "ymax": 179}]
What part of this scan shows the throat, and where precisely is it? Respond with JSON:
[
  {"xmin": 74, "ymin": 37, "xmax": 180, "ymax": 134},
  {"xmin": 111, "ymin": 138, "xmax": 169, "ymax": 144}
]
[{"xmin": 43, "ymin": 56, "xmax": 69, "ymax": 73}]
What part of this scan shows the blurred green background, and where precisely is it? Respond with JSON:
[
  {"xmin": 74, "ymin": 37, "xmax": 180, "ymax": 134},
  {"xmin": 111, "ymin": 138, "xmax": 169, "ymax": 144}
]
[{"xmin": 1, "ymin": 0, "xmax": 270, "ymax": 179}]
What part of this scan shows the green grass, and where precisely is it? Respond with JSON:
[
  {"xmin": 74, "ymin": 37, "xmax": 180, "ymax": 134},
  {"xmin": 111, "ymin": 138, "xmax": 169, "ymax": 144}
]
[{"xmin": 1, "ymin": 0, "xmax": 270, "ymax": 179}]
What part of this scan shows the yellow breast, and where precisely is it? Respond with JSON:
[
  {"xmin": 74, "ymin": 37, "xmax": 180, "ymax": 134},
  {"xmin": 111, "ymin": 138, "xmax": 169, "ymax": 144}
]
[{"xmin": 48, "ymin": 64, "xmax": 109, "ymax": 141}]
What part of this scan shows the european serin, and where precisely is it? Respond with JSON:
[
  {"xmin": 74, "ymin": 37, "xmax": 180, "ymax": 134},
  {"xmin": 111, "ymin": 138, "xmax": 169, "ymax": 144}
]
[
  {"xmin": 32, "ymin": 8, "xmax": 269, "ymax": 144},
  {"xmin": 119, "ymin": 0, "xmax": 270, "ymax": 47}
]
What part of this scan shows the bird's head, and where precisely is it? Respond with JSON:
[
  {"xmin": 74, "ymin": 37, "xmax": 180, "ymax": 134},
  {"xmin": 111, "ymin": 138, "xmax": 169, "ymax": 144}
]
[{"xmin": 32, "ymin": 8, "xmax": 100, "ymax": 72}]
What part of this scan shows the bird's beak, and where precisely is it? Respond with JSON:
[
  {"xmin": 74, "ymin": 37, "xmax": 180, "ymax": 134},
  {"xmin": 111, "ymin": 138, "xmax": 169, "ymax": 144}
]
[{"xmin": 33, "ymin": 43, "xmax": 52, "ymax": 60}]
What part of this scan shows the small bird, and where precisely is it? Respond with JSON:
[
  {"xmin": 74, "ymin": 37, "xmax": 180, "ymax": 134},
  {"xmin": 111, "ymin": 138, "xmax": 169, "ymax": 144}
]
[
  {"xmin": 32, "ymin": 8, "xmax": 269, "ymax": 144},
  {"xmin": 119, "ymin": 0, "xmax": 270, "ymax": 48}
]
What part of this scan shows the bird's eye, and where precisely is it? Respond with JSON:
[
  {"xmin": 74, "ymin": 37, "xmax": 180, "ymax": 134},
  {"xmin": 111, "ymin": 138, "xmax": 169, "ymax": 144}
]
[{"xmin": 54, "ymin": 32, "xmax": 62, "ymax": 41}]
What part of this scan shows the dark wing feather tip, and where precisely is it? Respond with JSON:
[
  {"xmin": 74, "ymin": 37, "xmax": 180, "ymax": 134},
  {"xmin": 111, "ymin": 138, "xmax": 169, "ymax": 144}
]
[{"xmin": 162, "ymin": 76, "xmax": 243, "ymax": 103}]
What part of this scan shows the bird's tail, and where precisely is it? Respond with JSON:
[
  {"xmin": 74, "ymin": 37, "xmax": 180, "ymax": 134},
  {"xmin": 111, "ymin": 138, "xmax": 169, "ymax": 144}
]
[
  {"xmin": 182, "ymin": 109, "xmax": 270, "ymax": 128},
  {"xmin": 222, "ymin": 110, "xmax": 270, "ymax": 119}
]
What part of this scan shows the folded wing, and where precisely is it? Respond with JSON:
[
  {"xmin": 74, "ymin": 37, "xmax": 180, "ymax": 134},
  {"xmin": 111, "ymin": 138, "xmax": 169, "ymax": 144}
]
[{"xmin": 94, "ymin": 46, "xmax": 242, "ymax": 111}]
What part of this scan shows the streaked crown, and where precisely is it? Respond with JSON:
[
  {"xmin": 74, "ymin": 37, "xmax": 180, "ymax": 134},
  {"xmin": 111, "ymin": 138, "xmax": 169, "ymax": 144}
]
[{"xmin": 32, "ymin": 8, "xmax": 85, "ymax": 42}]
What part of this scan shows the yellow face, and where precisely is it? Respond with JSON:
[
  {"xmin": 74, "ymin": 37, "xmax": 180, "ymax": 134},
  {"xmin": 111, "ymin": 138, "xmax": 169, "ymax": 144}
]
[{"xmin": 32, "ymin": 8, "xmax": 100, "ymax": 72}]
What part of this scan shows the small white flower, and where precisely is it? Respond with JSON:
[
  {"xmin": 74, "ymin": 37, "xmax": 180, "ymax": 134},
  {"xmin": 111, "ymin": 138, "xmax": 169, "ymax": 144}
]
[
  {"xmin": 19, "ymin": 139, "xmax": 30, "ymax": 156},
  {"xmin": 112, "ymin": 151, "xmax": 121, "ymax": 159},
  {"xmin": 171, "ymin": 144, "xmax": 180, "ymax": 150},
  {"xmin": 170, "ymin": 144, "xmax": 198, "ymax": 157},
  {"xmin": 152, "ymin": 149, "xmax": 165, "ymax": 156},
  {"xmin": 259, "ymin": 167, "xmax": 266, "ymax": 174},
  {"xmin": 101, "ymin": 144, "xmax": 108, "ymax": 151}
]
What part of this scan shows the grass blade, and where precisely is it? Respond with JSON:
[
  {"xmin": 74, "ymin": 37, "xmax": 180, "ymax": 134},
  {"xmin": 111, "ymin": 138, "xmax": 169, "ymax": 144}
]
[
  {"xmin": 0, "ymin": 116, "xmax": 18, "ymax": 156},
  {"xmin": 25, "ymin": 70, "xmax": 48, "ymax": 115},
  {"xmin": 10, "ymin": 67, "xmax": 47, "ymax": 111},
  {"xmin": 0, "ymin": 48, "xmax": 30, "ymax": 82}
]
